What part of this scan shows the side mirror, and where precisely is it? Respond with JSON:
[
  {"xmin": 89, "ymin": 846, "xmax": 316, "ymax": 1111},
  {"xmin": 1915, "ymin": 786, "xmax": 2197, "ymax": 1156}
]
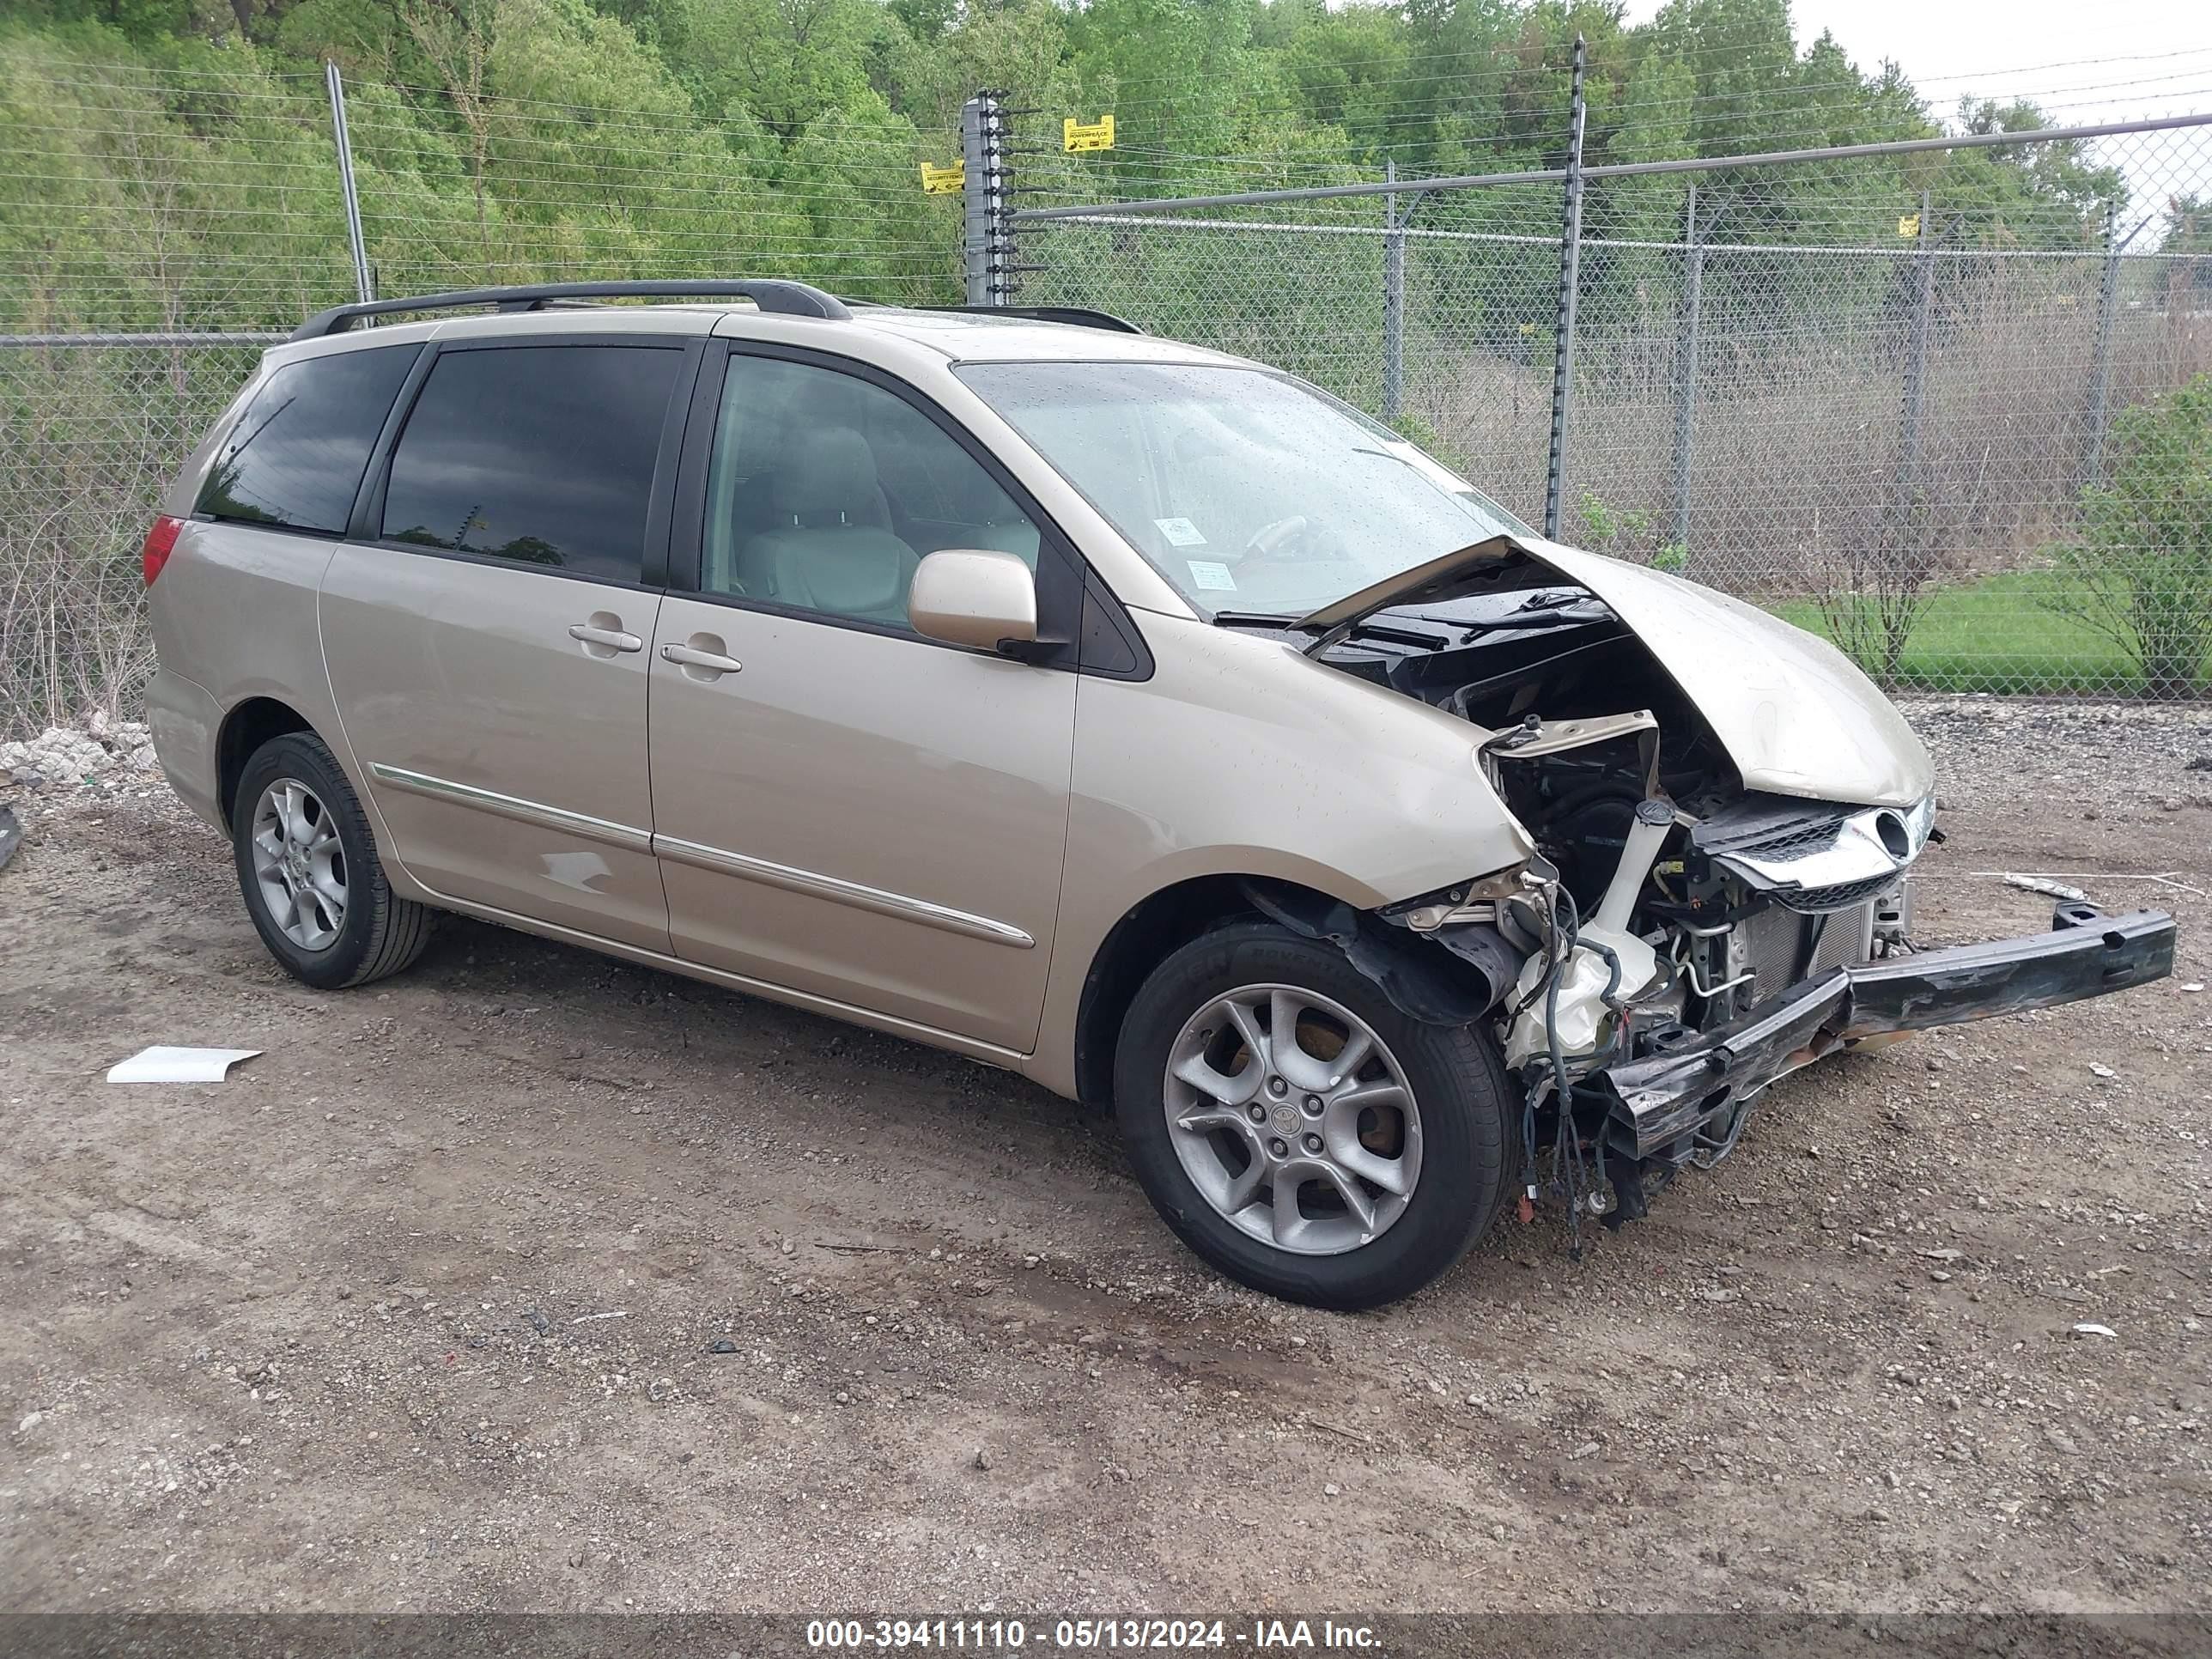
[{"xmin": 908, "ymin": 549, "xmax": 1039, "ymax": 654}]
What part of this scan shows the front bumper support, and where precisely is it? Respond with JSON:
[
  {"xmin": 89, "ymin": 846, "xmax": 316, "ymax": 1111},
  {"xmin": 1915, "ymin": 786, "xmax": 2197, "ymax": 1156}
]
[{"xmin": 1589, "ymin": 907, "xmax": 2176, "ymax": 1160}]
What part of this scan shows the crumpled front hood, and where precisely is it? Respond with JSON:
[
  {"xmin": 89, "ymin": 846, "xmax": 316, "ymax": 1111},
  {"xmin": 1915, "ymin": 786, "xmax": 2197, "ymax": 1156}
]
[{"xmin": 1299, "ymin": 535, "xmax": 1933, "ymax": 808}]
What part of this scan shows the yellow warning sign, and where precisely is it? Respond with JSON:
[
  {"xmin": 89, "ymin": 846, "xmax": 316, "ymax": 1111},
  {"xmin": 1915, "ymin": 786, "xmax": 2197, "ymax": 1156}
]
[
  {"xmin": 1898, "ymin": 212, "xmax": 1920, "ymax": 237},
  {"xmin": 1063, "ymin": 113, "xmax": 1115, "ymax": 154},
  {"xmin": 920, "ymin": 160, "xmax": 965, "ymax": 195}
]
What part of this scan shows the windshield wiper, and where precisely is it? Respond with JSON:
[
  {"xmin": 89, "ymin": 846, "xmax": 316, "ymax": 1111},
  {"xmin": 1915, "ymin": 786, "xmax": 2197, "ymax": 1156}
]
[{"xmin": 1214, "ymin": 609, "xmax": 1446, "ymax": 649}]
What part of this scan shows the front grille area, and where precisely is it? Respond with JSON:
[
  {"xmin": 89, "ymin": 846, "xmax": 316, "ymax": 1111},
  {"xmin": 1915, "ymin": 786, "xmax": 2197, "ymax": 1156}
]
[{"xmin": 1767, "ymin": 872, "xmax": 1901, "ymax": 915}]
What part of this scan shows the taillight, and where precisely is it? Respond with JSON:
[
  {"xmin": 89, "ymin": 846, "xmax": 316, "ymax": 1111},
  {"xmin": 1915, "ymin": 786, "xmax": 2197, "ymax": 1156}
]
[{"xmin": 141, "ymin": 514, "xmax": 184, "ymax": 586}]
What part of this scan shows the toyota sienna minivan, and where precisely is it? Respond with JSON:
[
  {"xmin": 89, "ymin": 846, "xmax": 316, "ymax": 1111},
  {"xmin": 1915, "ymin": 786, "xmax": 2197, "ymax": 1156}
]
[{"xmin": 143, "ymin": 279, "xmax": 2175, "ymax": 1308}]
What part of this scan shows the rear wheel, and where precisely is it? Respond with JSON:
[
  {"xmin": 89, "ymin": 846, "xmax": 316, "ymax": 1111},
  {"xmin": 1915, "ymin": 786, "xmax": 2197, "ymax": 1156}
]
[
  {"xmin": 1113, "ymin": 921, "xmax": 1516, "ymax": 1310},
  {"xmin": 231, "ymin": 732, "xmax": 431, "ymax": 990}
]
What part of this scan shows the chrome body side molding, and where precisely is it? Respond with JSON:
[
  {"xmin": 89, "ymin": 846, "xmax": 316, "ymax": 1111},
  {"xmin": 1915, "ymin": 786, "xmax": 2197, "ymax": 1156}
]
[
  {"xmin": 652, "ymin": 834, "xmax": 1036, "ymax": 949},
  {"xmin": 367, "ymin": 763, "xmax": 653, "ymax": 854}
]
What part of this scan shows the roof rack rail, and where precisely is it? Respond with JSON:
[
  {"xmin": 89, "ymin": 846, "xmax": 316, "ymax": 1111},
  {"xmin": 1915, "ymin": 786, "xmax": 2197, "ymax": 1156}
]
[
  {"xmin": 915, "ymin": 305, "xmax": 1145, "ymax": 335},
  {"xmin": 289, "ymin": 279, "xmax": 851, "ymax": 341}
]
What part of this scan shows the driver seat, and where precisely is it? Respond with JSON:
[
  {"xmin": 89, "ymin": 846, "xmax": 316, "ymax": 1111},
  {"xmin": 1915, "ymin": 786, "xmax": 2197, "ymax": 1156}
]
[{"xmin": 737, "ymin": 428, "xmax": 920, "ymax": 626}]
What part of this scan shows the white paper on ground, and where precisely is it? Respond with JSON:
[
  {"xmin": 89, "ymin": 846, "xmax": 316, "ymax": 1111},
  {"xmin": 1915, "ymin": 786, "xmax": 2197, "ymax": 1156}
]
[{"xmin": 106, "ymin": 1046, "xmax": 262, "ymax": 1084}]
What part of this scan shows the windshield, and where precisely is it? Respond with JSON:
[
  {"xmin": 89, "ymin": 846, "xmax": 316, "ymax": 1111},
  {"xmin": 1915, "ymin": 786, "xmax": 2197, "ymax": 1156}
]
[{"xmin": 955, "ymin": 361, "xmax": 1532, "ymax": 617}]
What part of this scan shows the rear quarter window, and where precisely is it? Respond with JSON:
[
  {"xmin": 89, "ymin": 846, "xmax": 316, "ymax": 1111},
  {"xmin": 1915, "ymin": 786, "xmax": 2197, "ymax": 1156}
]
[{"xmin": 197, "ymin": 344, "xmax": 418, "ymax": 535}]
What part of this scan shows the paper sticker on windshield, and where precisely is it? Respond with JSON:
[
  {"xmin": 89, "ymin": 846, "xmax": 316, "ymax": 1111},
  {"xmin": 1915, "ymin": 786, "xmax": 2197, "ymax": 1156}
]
[
  {"xmin": 1154, "ymin": 516, "xmax": 1207, "ymax": 547},
  {"xmin": 1186, "ymin": 560, "xmax": 1237, "ymax": 592}
]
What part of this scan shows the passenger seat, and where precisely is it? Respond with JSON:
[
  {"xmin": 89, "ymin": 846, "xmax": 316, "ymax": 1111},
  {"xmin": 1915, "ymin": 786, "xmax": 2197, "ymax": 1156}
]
[{"xmin": 737, "ymin": 428, "xmax": 919, "ymax": 626}]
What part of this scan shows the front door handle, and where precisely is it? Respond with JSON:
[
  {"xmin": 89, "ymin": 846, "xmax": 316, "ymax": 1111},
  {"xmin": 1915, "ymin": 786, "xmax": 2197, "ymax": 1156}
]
[
  {"xmin": 569, "ymin": 616, "xmax": 643, "ymax": 657},
  {"xmin": 661, "ymin": 639, "xmax": 744, "ymax": 679}
]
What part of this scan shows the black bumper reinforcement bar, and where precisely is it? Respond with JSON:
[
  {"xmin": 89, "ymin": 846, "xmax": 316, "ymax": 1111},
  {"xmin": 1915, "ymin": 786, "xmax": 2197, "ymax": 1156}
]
[{"xmin": 1589, "ymin": 907, "xmax": 2176, "ymax": 1160}]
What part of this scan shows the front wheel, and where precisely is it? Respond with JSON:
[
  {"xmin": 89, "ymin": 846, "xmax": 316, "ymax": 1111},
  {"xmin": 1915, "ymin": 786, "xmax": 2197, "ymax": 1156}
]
[{"xmin": 1112, "ymin": 921, "xmax": 1518, "ymax": 1310}]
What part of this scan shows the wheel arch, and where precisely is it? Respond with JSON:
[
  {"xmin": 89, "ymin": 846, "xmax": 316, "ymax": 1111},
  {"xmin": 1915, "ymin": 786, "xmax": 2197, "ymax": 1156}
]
[
  {"xmin": 1071, "ymin": 871, "xmax": 1512, "ymax": 1109},
  {"xmin": 216, "ymin": 696, "xmax": 317, "ymax": 830}
]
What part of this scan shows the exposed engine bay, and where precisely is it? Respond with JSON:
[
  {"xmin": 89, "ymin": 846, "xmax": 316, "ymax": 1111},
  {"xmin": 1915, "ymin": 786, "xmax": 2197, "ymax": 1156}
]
[
  {"xmin": 1251, "ymin": 546, "xmax": 1942, "ymax": 1242},
  {"xmin": 1219, "ymin": 538, "xmax": 2172, "ymax": 1252}
]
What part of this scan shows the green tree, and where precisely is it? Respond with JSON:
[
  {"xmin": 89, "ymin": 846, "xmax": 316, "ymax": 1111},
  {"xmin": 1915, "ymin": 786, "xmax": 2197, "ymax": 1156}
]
[{"xmin": 2050, "ymin": 376, "xmax": 2212, "ymax": 699}]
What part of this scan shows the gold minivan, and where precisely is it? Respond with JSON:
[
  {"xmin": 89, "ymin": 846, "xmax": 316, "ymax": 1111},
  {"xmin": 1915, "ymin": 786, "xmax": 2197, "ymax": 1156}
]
[{"xmin": 143, "ymin": 281, "xmax": 2175, "ymax": 1308}]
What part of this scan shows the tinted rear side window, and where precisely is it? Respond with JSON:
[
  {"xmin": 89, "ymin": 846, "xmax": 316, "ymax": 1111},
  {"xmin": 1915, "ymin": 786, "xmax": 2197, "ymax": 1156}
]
[
  {"xmin": 380, "ymin": 344, "xmax": 682, "ymax": 584},
  {"xmin": 197, "ymin": 344, "xmax": 416, "ymax": 534}
]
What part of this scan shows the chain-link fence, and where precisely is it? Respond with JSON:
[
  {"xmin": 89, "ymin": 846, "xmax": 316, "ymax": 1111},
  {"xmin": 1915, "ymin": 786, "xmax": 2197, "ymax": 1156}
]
[
  {"xmin": 0, "ymin": 37, "xmax": 965, "ymax": 738},
  {"xmin": 1010, "ymin": 116, "xmax": 2212, "ymax": 700},
  {"xmin": 5, "ymin": 33, "xmax": 2211, "ymax": 738}
]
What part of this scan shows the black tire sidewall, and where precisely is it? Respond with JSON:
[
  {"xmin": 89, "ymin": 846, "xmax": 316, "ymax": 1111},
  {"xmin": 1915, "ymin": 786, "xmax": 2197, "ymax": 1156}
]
[
  {"xmin": 1113, "ymin": 921, "xmax": 1515, "ymax": 1310},
  {"xmin": 230, "ymin": 733, "xmax": 392, "ymax": 991}
]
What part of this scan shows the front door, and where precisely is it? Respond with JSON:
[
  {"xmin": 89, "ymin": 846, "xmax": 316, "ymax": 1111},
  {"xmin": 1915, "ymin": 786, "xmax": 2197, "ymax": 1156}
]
[
  {"xmin": 320, "ymin": 337, "xmax": 692, "ymax": 951},
  {"xmin": 647, "ymin": 347, "xmax": 1079, "ymax": 1051}
]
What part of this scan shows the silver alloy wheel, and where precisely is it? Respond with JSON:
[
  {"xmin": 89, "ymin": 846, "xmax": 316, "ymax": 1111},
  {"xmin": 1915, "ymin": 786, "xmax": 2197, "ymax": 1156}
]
[
  {"xmin": 249, "ymin": 778, "xmax": 348, "ymax": 951},
  {"xmin": 1163, "ymin": 984, "xmax": 1423, "ymax": 1256}
]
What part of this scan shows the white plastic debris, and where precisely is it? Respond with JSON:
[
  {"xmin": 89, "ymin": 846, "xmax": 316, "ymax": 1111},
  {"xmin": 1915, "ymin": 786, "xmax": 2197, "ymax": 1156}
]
[
  {"xmin": 106, "ymin": 1046, "xmax": 261, "ymax": 1084},
  {"xmin": 2069, "ymin": 1322, "xmax": 2118, "ymax": 1340},
  {"xmin": 2183, "ymin": 982, "xmax": 2205, "ymax": 994},
  {"xmin": 2087, "ymin": 1063, "xmax": 2117, "ymax": 1079},
  {"xmin": 2002, "ymin": 872, "xmax": 2090, "ymax": 902}
]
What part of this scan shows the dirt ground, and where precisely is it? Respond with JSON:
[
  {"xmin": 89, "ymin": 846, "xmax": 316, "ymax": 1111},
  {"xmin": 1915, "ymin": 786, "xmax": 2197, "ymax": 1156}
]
[{"xmin": 2, "ymin": 700, "xmax": 2208, "ymax": 1616}]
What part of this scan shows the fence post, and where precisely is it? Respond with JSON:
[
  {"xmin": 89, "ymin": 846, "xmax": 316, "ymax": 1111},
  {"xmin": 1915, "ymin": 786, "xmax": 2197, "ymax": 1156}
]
[
  {"xmin": 325, "ymin": 61, "xmax": 372, "ymax": 304},
  {"xmin": 1897, "ymin": 189, "xmax": 1934, "ymax": 506},
  {"xmin": 961, "ymin": 92, "xmax": 1023, "ymax": 307},
  {"xmin": 1543, "ymin": 33, "xmax": 1588, "ymax": 541},
  {"xmin": 961, "ymin": 94, "xmax": 998, "ymax": 306},
  {"xmin": 1382, "ymin": 160, "xmax": 1406, "ymax": 424},
  {"xmin": 1670, "ymin": 180, "xmax": 1702, "ymax": 559},
  {"xmin": 2081, "ymin": 202, "xmax": 2122, "ymax": 488}
]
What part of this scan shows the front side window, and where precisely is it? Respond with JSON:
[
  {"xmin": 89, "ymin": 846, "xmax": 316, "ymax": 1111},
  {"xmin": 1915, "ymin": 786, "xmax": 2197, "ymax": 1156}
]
[
  {"xmin": 955, "ymin": 362, "xmax": 1531, "ymax": 618},
  {"xmin": 198, "ymin": 344, "xmax": 416, "ymax": 534},
  {"xmin": 380, "ymin": 344, "xmax": 683, "ymax": 583},
  {"xmin": 700, "ymin": 354, "xmax": 1042, "ymax": 629}
]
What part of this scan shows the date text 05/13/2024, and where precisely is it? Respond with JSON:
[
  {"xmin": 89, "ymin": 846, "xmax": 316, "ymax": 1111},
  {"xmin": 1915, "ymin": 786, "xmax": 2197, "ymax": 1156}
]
[{"xmin": 805, "ymin": 1618, "xmax": 1382, "ymax": 1650}]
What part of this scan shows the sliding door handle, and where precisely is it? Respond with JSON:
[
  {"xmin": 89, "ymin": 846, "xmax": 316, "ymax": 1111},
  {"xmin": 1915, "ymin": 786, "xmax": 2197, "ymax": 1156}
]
[{"xmin": 568, "ymin": 621, "xmax": 643, "ymax": 656}]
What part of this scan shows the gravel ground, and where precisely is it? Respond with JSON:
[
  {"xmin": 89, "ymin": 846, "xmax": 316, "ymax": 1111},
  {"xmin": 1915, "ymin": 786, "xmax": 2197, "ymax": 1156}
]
[{"xmin": 1, "ymin": 699, "xmax": 2207, "ymax": 1615}]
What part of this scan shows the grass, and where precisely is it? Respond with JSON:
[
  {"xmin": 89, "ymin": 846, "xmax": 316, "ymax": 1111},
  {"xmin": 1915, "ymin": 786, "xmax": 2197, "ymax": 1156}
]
[{"xmin": 1769, "ymin": 568, "xmax": 2148, "ymax": 696}]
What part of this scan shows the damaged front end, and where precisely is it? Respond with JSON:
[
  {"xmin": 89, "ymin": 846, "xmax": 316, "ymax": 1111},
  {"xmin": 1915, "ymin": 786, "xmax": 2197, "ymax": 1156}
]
[{"xmin": 1255, "ymin": 533, "xmax": 2179, "ymax": 1235}]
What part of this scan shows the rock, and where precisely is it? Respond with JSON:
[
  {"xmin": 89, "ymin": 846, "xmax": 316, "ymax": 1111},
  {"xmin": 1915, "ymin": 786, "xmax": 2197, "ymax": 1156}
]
[
  {"xmin": 1569, "ymin": 1441, "xmax": 1599, "ymax": 1460},
  {"xmin": 972, "ymin": 1447, "xmax": 993, "ymax": 1472},
  {"xmin": 522, "ymin": 1308, "xmax": 551, "ymax": 1334},
  {"xmin": 707, "ymin": 1339, "xmax": 738, "ymax": 1355},
  {"xmin": 17, "ymin": 1412, "xmax": 43, "ymax": 1434},
  {"xmin": 1323, "ymin": 1482, "xmax": 1341, "ymax": 1497},
  {"xmin": 2088, "ymin": 1063, "xmax": 2116, "ymax": 1079},
  {"xmin": 2160, "ymin": 797, "xmax": 2184, "ymax": 811},
  {"xmin": 1921, "ymin": 1248, "xmax": 1964, "ymax": 1263}
]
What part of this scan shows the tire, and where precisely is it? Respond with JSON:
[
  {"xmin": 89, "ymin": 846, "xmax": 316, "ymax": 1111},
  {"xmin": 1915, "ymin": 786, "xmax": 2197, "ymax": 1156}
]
[
  {"xmin": 1113, "ymin": 920, "xmax": 1517, "ymax": 1310},
  {"xmin": 230, "ymin": 731, "xmax": 432, "ymax": 990}
]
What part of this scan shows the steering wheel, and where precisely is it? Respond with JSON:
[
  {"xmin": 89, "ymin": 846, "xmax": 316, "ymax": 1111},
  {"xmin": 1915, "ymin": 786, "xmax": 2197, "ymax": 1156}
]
[{"xmin": 1231, "ymin": 514, "xmax": 1310, "ymax": 570}]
